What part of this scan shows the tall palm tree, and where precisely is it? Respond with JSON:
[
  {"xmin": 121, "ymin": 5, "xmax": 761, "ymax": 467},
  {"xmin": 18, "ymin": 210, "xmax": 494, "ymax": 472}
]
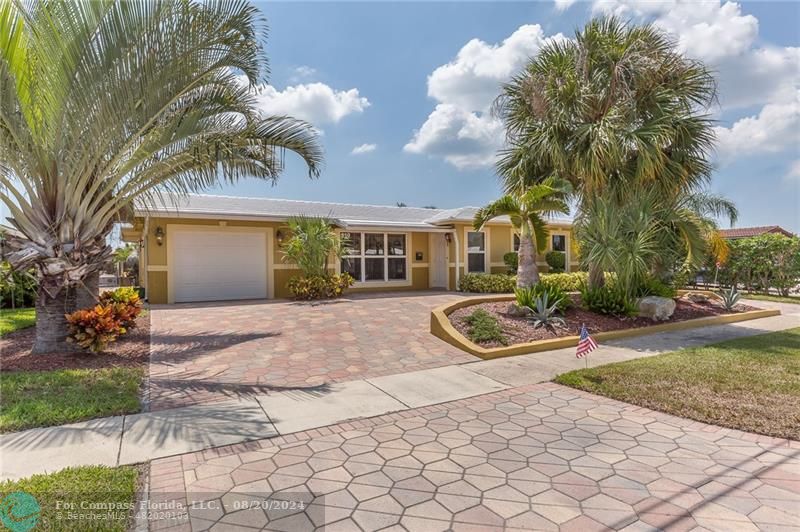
[
  {"xmin": 473, "ymin": 180, "xmax": 570, "ymax": 288},
  {"xmin": 0, "ymin": 0, "xmax": 323, "ymax": 353},
  {"xmin": 493, "ymin": 17, "xmax": 718, "ymax": 288}
]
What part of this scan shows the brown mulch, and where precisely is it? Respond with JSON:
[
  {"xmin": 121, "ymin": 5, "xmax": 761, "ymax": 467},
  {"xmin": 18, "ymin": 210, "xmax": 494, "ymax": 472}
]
[
  {"xmin": 0, "ymin": 312, "xmax": 150, "ymax": 373},
  {"xmin": 450, "ymin": 296, "xmax": 760, "ymax": 348}
]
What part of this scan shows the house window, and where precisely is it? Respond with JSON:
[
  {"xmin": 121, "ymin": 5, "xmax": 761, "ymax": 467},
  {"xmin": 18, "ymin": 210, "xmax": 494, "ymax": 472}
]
[
  {"xmin": 552, "ymin": 234, "xmax": 566, "ymax": 252},
  {"xmin": 467, "ymin": 231, "xmax": 486, "ymax": 273},
  {"xmin": 513, "ymin": 234, "xmax": 520, "ymax": 252},
  {"xmin": 340, "ymin": 232, "xmax": 408, "ymax": 283}
]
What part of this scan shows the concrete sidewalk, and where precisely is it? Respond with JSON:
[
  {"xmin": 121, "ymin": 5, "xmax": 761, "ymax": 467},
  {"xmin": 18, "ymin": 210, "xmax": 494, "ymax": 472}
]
[{"xmin": 2, "ymin": 306, "xmax": 797, "ymax": 481}]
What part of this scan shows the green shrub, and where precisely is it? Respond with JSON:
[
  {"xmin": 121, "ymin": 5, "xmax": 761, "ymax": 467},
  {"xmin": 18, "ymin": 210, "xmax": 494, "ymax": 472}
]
[
  {"xmin": 281, "ymin": 216, "xmax": 349, "ymax": 277},
  {"xmin": 718, "ymin": 234, "xmax": 800, "ymax": 296},
  {"xmin": 0, "ymin": 262, "xmax": 37, "ymax": 308},
  {"xmin": 99, "ymin": 287, "xmax": 143, "ymax": 328},
  {"xmin": 635, "ymin": 277, "xmax": 676, "ymax": 299},
  {"xmin": 503, "ymin": 252, "xmax": 518, "ymax": 273},
  {"xmin": 515, "ymin": 283, "xmax": 569, "ymax": 312},
  {"xmin": 581, "ymin": 284, "xmax": 636, "ymax": 316},
  {"xmin": 459, "ymin": 273, "xmax": 516, "ymax": 293},
  {"xmin": 287, "ymin": 273, "xmax": 355, "ymax": 300},
  {"xmin": 545, "ymin": 251, "xmax": 565, "ymax": 273},
  {"xmin": 539, "ymin": 272, "xmax": 588, "ymax": 292},
  {"xmin": 464, "ymin": 309, "xmax": 507, "ymax": 345}
]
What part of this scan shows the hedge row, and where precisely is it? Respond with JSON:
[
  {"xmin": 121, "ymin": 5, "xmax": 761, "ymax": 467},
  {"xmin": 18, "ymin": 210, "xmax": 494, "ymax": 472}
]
[{"xmin": 458, "ymin": 272, "xmax": 593, "ymax": 293}]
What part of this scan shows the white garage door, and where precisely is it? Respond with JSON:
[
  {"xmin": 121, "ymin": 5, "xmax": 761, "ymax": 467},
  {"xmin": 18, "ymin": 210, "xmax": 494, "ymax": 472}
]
[{"xmin": 171, "ymin": 230, "xmax": 267, "ymax": 303}]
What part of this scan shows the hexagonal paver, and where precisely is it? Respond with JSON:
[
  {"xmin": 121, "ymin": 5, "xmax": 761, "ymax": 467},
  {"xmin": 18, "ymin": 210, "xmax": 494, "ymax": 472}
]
[{"xmin": 149, "ymin": 382, "xmax": 800, "ymax": 530}]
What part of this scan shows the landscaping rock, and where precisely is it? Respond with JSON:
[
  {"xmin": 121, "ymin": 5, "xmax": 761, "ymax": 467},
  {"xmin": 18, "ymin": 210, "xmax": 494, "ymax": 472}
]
[
  {"xmin": 506, "ymin": 303, "xmax": 533, "ymax": 318},
  {"xmin": 682, "ymin": 292, "xmax": 709, "ymax": 304},
  {"xmin": 638, "ymin": 296, "xmax": 676, "ymax": 321}
]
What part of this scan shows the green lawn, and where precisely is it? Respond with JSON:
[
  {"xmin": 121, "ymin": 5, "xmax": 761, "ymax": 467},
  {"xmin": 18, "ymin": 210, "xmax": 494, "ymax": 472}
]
[
  {"xmin": 0, "ymin": 466, "xmax": 140, "ymax": 531},
  {"xmin": 555, "ymin": 327, "xmax": 800, "ymax": 440},
  {"xmin": 742, "ymin": 293, "xmax": 800, "ymax": 305},
  {"xmin": 0, "ymin": 367, "xmax": 144, "ymax": 432},
  {"xmin": 0, "ymin": 307, "xmax": 36, "ymax": 335}
]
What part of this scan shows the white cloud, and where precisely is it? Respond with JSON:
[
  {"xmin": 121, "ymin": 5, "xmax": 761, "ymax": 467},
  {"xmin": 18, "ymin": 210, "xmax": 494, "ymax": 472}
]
[
  {"xmin": 714, "ymin": 94, "xmax": 800, "ymax": 162},
  {"xmin": 289, "ymin": 65, "xmax": 317, "ymax": 83},
  {"xmin": 786, "ymin": 160, "xmax": 800, "ymax": 182},
  {"xmin": 594, "ymin": 0, "xmax": 758, "ymax": 62},
  {"xmin": 252, "ymin": 82, "xmax": 370, "ymax": 125},
  {"xmin": 427, "ymin": 25, "xmax": 554, "ymax": 113},
  {"xmin": 406, "ymin": 25, "xmax": 564, "ymax": 169},
  {"xmin": 404, "ymin": 104, "xmax": 504, "ymax": 169},
  {"xmin": 554, "ymin": 0, "xmax": 578, "ymax": 11},
  {"xmin": 351, "ymin": 143, "xmax": 377, "ymax": 155}
]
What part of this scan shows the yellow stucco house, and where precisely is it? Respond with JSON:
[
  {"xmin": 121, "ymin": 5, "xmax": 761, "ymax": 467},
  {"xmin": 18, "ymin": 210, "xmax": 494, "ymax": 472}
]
[{"xmin": 123, "ymin": 194, "xmax": 577, "ymax": 304}]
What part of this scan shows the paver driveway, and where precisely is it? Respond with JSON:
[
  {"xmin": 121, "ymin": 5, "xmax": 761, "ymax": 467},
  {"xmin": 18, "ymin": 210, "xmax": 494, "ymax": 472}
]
[
  {"xmin": 148, "ymin": 383, "xmax": 800, "ymax": 531},
  {"xmin": 148, "ymin": 292, "xmax": 473, "ymax": 411}
]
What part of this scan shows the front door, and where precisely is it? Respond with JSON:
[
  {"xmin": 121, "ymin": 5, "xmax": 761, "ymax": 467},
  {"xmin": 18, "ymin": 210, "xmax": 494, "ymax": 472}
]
[{"xmin": 429, "ymin": 233, "xmax": 449, "ymax": 289}]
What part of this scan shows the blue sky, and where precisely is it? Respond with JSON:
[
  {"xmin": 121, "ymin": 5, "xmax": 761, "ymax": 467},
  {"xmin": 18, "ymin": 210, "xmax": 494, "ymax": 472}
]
[{"xmin": 212, "ymin": 1, "xmax": 800, "ymax": 233}]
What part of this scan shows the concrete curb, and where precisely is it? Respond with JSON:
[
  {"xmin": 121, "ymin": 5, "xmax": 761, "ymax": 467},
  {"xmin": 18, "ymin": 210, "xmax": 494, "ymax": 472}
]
[{"xmin": 431, "ymin": 294, "xmax": 781, "ymax": 360}]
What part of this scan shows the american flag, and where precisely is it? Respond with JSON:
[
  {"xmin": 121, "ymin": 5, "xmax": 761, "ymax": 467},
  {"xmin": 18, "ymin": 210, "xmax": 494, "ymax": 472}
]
[{"xmin": 576, "ymin": 324, "xmax": 598, "ymax": 358}]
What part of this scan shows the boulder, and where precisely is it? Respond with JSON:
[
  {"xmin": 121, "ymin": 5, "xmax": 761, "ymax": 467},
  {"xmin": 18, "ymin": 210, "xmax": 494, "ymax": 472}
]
[
  {"xmin": 507, "ymin": 303, "xmax": 533, "ymax": 318},
  {"xmin": 637, "ymin": 296, "xmax": 676, "ymax": 321},
  {"xmin": 682, "ymin": 292, "xmax": 709, "ymax": 304}
]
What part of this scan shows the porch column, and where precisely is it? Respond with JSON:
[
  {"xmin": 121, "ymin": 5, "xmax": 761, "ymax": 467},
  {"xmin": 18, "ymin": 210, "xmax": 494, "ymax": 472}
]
[{"xmin": 453, "ymin": 230, "xmax": 461, "ymax": 291}]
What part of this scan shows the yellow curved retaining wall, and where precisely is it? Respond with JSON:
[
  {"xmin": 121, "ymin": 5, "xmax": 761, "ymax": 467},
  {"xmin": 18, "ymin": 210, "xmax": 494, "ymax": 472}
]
[{"xmin": 430, "ymin": 294, "xmax": 781, "ymax": 360}]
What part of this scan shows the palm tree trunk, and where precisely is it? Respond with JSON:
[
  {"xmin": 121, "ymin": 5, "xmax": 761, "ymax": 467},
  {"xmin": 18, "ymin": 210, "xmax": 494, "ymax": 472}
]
[
  {"xmin": 32, "ymin": 282, "xmax": 81, "ymax": 354},
  {"xmin": 589, "ymin": 263, "xmax": 605, "ymax": 289},
  {"xmin": 76, "ymin": 270, "xmax": 100, "ymax": 310},
  {"xmin": 516, "ymin": 223, "xmax": 541, "ymax": 288}
]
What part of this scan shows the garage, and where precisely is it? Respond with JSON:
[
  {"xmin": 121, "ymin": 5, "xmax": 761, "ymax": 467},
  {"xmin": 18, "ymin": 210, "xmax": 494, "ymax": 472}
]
[{"xmin": 170, "ymin": 229, "xmax": 267, "ymax": 303}]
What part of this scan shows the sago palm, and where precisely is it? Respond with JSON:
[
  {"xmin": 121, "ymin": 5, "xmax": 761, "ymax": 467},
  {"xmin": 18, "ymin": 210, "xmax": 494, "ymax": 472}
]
[
  {"xmin": 473, "ymin": 180, "xmax": 570, "ymax": 288},
  {"xmin": 0, "ymin": 0, "xmax": 323, "ymax": 352},
  {"xmin": 494, "ymin": 17, "xmax": 718, "ymax": 288}
]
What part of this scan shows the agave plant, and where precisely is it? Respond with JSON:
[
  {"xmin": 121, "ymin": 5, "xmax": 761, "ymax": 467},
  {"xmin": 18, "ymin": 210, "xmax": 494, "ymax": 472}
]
[
  {"xmin": 719, "ymin": 286, "xmax": 741, "ymax": 311},
  {"xmin": 0, "ymin": 0, "xmax": 322, "ymax": 352},
  {"xmin": 529, "ymin": 293, "xmax": 566, "ymax": 330}
]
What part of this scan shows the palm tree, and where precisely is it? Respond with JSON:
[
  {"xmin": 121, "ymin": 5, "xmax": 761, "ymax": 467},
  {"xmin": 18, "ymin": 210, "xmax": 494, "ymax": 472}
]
[
  {"xmin": 0, "ymin": 0, "xmax": 323, "ymax": 353},
  {"xmin": 473, "ymin": 180, "xmax": 570, "ymax": 288},
  {"xmin": 575, "ymin": 189, "xmax": 737, "ymax": 299},
  {"xmin": 281, "ymin": 216, "xmax": 348, "ymax": 277},
  {"xmin": 112, "ymin": 244, "xmax": 135, "ymax": 286},
  {"xmin": 493, "ymin": 17, "xmax": 718, "ymax": 288}
]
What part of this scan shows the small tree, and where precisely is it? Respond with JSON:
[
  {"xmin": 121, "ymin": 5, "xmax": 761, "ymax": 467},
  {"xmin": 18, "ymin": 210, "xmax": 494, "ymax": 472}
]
[
  {"xmin": 112, "ymin": 244, "xmax": 136, "ymax": 286},
  {"xmin": 473, "ymin": 180, "xmax": 570, "ymax": 288},
  {"xmin": 722, "ymin": 234, "xmax": 800, "ymax": 295},
  {"xmin": 281, "ymin": 217, "xmax": 348, "ymax": 277}
]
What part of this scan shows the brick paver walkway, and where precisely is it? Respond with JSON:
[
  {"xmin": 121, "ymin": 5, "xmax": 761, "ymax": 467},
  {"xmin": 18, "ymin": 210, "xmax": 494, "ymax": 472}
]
[
  {"xmin": 148, "ymin": 292, "xmax": 473, "ymax": 411},
  {"xmin": 148, "ymin": 383, "xmax": 799, "ymax": 531}
]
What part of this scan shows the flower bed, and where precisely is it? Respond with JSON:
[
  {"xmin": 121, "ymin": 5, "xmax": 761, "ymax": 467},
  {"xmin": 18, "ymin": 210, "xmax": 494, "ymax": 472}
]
[
  {"xmin": 0, "ymin": 312, "xmax": 150, "ymax": 372},
  {"xmin": 449, "ymin": 295, "xmax": 758, "ymax": 348}
]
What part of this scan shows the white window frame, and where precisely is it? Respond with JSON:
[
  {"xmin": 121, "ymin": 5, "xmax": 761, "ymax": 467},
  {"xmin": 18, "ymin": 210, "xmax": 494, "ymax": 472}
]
[
  {"xmin": 465, "ymin": 229, "xmax": 487, "ymax": 274},
  {"xmin": 339, "ymin": 231, "xmax": 412, "ymax": 287}
]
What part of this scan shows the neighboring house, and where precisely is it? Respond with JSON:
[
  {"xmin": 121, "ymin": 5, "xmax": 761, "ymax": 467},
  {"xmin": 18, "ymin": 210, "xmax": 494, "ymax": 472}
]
[
  {"xmin": 718, "ymin": 226, "xmax": 795, "ymax": 240},
  {"xmin": 122, "ymin": 194, "xmax": 575, "ymax": 304}
]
